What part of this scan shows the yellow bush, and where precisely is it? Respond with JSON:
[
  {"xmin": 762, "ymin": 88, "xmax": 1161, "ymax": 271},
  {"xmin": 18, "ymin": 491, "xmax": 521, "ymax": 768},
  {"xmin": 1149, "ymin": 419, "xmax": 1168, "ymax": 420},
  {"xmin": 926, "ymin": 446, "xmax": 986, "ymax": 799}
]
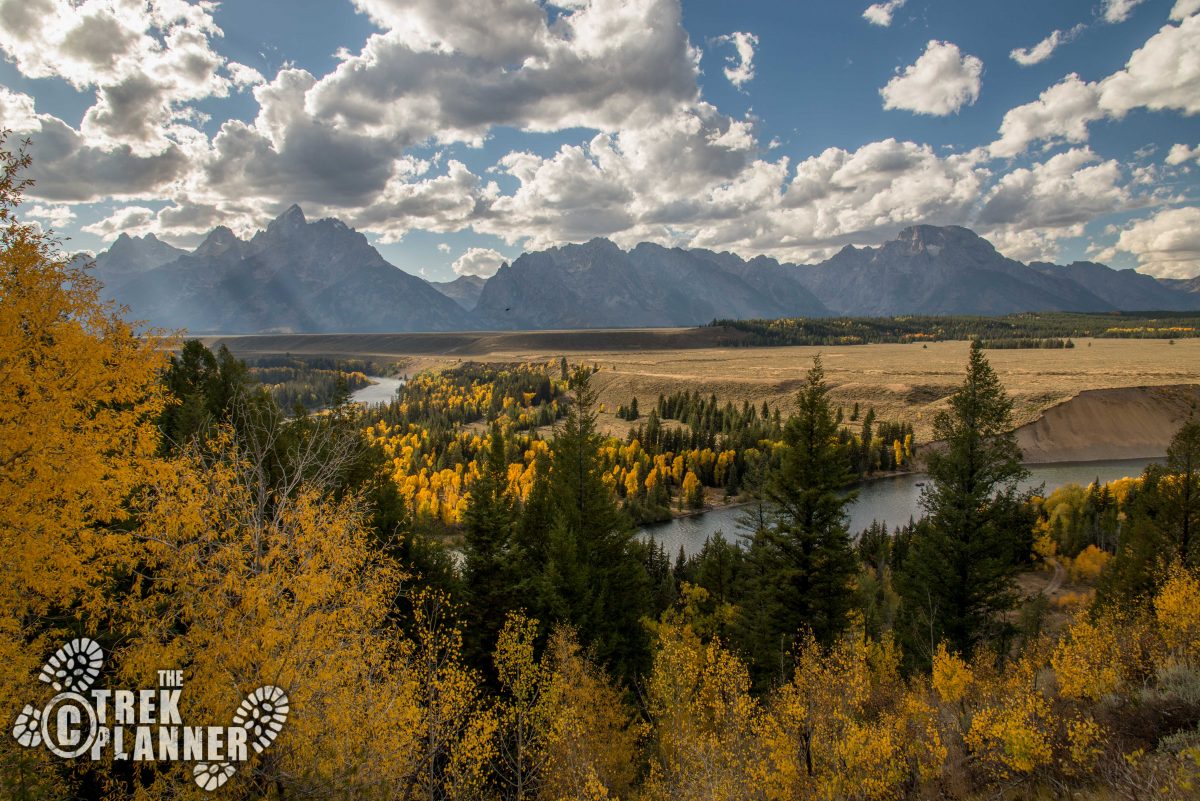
[
  {"xmin": 1070, "ymin": 545, "xmax": 1112, "ymax": 582},
  {"xmin": 932, "ymin": 642, "xmax": 973, "ymax": 704},
  {"xmin": 1155, "ymin": 564, "xmax": 1200, "ymax": 663},
  {"xmin": 1052, "ymin": 616, "xmax": 1123, "ymax": 700},
  {"xmin": 965, "ymin": 692, "xmax": 1053, "ymax": 776}
]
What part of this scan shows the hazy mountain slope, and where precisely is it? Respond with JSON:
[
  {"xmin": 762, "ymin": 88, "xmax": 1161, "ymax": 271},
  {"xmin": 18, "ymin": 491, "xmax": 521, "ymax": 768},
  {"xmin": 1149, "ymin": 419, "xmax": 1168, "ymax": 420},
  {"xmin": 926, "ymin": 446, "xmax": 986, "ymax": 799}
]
[
  {"xmin": 792, "ymin": 225, "xmax": 1114, "ymax": 316},
  {"xmin": 89, "ymin": 213, "xmax": 1200, "ymax": 333},
  {"xmin": 1161, "ymin": 276, "xmax": 1200, "ymax": 294},
  {"xmin": 111, "ymin": 206, "xmax": 468, "ymax": 333},
  {"xmin": 473, "ymin": 239, "xmax": 829, "ymax": 329},
  {"xmin": 1031, "ymin": 261, "xmax": 1200, "ymax": 311},
  {"xmin": 86, "ymin": 232, "xmax": 187, "ymax": 290},
  {"xmin": 430, "ymin": 274, "xmax": 487, "ymax": 310}
]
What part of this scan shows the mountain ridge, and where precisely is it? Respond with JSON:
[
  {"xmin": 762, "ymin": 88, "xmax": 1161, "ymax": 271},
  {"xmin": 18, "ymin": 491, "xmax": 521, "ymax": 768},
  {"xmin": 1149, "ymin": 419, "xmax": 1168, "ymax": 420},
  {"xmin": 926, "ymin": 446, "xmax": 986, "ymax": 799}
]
[{"xmin": 80, "ymin": 211, "xmax": 1200, "ymax": 333}]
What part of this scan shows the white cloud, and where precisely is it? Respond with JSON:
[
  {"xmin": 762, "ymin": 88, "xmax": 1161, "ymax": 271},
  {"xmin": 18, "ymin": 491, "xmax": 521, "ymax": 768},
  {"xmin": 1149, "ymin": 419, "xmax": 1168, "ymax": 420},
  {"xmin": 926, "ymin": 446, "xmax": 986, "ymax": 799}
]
[
  {"xmin": 0, "ymin": 0, "xmax": 233, "ymax": 155},
  {"xmin": 713, "ymin": 32, "xmax": 758, "ymax": 89},
  {"xmin": 863, "ymin": 0, "xmax": 906, "ymax": 27},
  {"xmin": 1010, "ymin": 25, "xmax": 1084, "ymax": 66},
  {"xmin": 880, "ymin": 40, "xmax": 983, "ymax": 116},
  {"xmin": 0, "ymin": 85, "xmax": 39, "ymax": 131},
  {"xmin": 24, "ymin": 203, "xmax": 75, "ymax": 229},
  {"xmin": 25, "ymin": 116, "xmax": 191, "ymax": 202},
  {"xmin": 1103, "ymin": 206, "xmax": 1200, "ymax": 278},
  {"xmin": 1166, "ymin": 143, "xmax": 1200, "ymax": 165},
  {"xmin": 0, "ymin": 0, "xmax": 1173, "ymax": 276},
  {"xmin": 451, "ymin": 247, "xmax": 507, "ymax": 277},
  {"xmin": 227, "ymin": 62, "xmax": 266, "ymax": 89},
  {"xmin": 1173, "ymin": 0, "xmax": 1200, "ymax": 20},
  {"xmin": 308, "ymin": 0, "xmax": 701, "ymax": 146},
  {"xmin": 1102, "ymin": 0, "xmax": 1146, "ymax": 24},
  {"xmin": 990, "ymin": 74, "xmax": 1102, "ymax": 158},
  {"xmin": 977, "ymin": 148, "xmax": 1131, "ymax": 249},
  {"xmin": 82, "ymin": 205, "xmax": 158, "ymax": 239},
  {"xmin": 992, "ymin": 14, "xmax": 1200, "ymax": 156},
  {"xmin": 1097, "ymin": 14, "xmax": 1200, "ymax": 117}
]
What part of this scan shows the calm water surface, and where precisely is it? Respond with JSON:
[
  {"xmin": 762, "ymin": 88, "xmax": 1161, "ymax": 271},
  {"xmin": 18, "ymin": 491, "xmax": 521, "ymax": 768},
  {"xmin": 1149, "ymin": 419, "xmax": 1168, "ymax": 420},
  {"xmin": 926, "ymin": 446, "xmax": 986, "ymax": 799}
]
[
  {"xmin": 641, "ymin": 457, "xmax": 1161, "ymax": 558},
  {"xmin": 349, "ymin": 376, "xmax": 405, "ymax": 405}
]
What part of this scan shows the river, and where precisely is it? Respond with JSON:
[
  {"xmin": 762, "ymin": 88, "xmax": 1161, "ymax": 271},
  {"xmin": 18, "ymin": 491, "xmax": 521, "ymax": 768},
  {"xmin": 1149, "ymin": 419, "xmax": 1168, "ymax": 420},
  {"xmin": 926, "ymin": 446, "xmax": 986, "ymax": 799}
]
[
  {"xmin": 640, "ymin": 457, "xmax": 1161, "ymax": 558},
  {"xmin": 349, "ymin": 376, "xmax": 405, "ymax": 405}
]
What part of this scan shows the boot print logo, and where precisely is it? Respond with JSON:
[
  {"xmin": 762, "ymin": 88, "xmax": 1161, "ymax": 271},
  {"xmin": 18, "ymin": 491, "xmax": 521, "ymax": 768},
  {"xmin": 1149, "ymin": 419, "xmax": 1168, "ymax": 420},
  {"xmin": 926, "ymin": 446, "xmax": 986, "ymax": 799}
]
[{"xmin": 11, "ymin": 638, "xmax": 289, "ymax": 792}]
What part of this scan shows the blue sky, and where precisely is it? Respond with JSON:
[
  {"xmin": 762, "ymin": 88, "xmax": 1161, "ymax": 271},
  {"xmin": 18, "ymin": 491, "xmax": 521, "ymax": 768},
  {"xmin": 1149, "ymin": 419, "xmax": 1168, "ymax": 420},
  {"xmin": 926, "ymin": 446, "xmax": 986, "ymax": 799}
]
[{"xmin": 1, "ymin": 0, "xmax": 1198, "ymax": 279}]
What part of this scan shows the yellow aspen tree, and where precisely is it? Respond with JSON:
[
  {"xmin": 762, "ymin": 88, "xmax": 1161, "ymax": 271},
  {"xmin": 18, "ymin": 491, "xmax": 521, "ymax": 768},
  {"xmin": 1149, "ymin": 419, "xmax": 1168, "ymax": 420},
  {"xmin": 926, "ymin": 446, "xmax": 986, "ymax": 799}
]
[
  {"xmin": 121, "ymin": 434, "xmax": 431, "ymax": 799},
  {"xmin": 494, "ymin": 613, "xmax": 551, "ymax": 800},
  {"xmin": 1154, "ymin": 563, "xmax": 1200, "ymax": 664},
  {"xmin": 1051, "ymin": 615, "xmax": 1123, "ymax": 701},
  {"xmin": 644, "ymin": 589, "xmax": 764, "ymax": 801},
  {"xmin": 539, "ymin": 627, "xmax": 640, "ymax": 801},
  {"xmin": 0, "ymin": 137, "xmax": 167, "ymax": 797}
]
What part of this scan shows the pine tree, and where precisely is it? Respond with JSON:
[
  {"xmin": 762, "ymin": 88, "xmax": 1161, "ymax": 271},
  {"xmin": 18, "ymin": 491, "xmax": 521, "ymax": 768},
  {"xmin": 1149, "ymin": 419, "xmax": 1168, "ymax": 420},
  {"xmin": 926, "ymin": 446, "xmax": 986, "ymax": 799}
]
[
  {"xmin": 463, "ymin": 422, "xmax": 520, "ymax": 670},
  {"xmin": 544, "ymin": 367, "xmax": 651, "ymax": 682},
  {"xmin": 1161, "ymin": 418, "xmax": 1200, "ymax": 564},
  {"xmin": 896, "ymin": 341, "xmax": 1029, "ymax": 665},
  {"xmin": 736, "ymin": 357, "xmax": 859, "ymax": 684}
]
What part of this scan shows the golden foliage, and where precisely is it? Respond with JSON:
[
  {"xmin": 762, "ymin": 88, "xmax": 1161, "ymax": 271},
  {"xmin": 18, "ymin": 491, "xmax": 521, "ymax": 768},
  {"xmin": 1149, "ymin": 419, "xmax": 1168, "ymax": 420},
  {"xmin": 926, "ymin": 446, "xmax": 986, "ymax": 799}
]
[
  {"xmin": 0, "ymin": 139, "xmax": 168, "ymax": 796},
  {"xmin": 1051, "ymin": 616, "xmax": 1123, "ymax": 701},
  {"xmin": 931, "ymin": 643, "xmax": 973, "ymax": 704},
  {"xmin": 1154, "ymin": 563, "xmax": 1200, "ymax": 664}
]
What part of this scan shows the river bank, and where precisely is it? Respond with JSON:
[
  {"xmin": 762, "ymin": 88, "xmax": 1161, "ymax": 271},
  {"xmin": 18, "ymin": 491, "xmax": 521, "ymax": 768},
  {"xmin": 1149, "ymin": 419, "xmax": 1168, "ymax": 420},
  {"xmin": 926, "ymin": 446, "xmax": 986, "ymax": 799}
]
[{"xmin": 641, "ymin": 456, "xmax": 1160, "ymax": 558}]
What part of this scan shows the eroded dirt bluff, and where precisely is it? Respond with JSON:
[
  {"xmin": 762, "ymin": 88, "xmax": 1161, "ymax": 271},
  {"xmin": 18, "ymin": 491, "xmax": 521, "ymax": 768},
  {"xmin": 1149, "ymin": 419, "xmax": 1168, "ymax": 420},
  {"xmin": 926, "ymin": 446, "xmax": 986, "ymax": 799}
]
[{"xmin": 1015, "ymin": 385, "xmax": 1200, "ymax": 463}]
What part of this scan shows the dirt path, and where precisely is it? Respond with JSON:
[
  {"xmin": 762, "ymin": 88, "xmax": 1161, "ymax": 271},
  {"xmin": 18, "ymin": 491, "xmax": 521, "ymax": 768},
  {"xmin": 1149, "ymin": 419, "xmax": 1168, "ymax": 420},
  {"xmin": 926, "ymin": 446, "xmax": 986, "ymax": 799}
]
[{"xmin": 1042, "ymin": 558, "xmax": 1066, "ymax": 597}]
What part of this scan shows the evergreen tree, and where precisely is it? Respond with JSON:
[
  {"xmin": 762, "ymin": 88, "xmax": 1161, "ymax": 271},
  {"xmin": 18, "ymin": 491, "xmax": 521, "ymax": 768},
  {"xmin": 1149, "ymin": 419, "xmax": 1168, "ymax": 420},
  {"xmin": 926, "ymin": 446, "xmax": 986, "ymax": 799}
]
[
  {"xmin": 1160, "ymin": 418, "xmax": 1200, "ymax": 564},
  {"xmin": 896, "ymin": 341, "xmax": 1029, "ymax": 665},
  {"xmin": 463, "ymin": 423, "xmax": 520, "ymax": 670},
  {"xmin": 544, "ymin": 368, "xmax": 652, "ymax": 682},
  {"xmin": 736, "ymin": 357, "xmax": 859, "ymax": 684}
]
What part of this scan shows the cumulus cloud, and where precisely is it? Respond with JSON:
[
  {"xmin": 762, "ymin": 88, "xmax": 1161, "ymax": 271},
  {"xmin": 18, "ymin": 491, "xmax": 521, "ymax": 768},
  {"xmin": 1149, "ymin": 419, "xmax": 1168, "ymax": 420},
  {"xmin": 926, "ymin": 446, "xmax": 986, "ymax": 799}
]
[
  {"xmin": 1097, "ymin": 14, "xmax": 1200, "ymax": 117},
  {"xmin": 977, "ymin": 148, "xmax": 1132, "ymax": 250},
  {"xmin": 0, "ymin": 0, "xmax": 235, "ymax": 155},
  {"xmin": 1010, "ymin": 25, "xmax": 1084, "ymax": 66},
  {"xmin": 451, "ymin": 247, "xmax": 507, "ymax": 277},
  {"xmin": 308, "ymin": 0, "xmax": 701, "ymax": 145},
  {"xmin": 990, "ymin": 74, "xmax": 1102, "ymax": 158},
  {"xmin": 880, "ymin": 41, "xmax": 983, "ymax": 116},
  {"xmin": 0, "ymin": 85, "xmax": 39, "ymax": 131},
  {"xmin": 23, "ymin": 203, "xmax": 75, "ymax": 229},
  {"xmin": 437, "ymin": 242, "xmax": 451, "ymax": 253},
  {"xmin": 1166, "ymin": 143, "xmax": 1200, "ymax": 165},
  {"xmin": 992, "ymin": 14, "xmax": 1200, "ymax": 156},
  {"xmin": 227, "ymin": 62, "xmax": 266, "ymax": 89},
  {"xmin": 1174, "ymin": 0, "xmax": 1200, "ymax": 20},
  {"xmin": 82, "ymin": 205, "xmax": 158, "ymax": 239},
  {"xmin": 25, "ymin": 116, "xmax": 191, "ymax": 202},
  {"xmin": 1102, "ymin": 207, "xmax": 1200, "ymax": 278},
  {"xmin": 713, "ymin": 32, "xmax": 758, "ymax": 89},
  {"xmin": 863, "ymin": 0, "xmax": 906, "ymax": 27},
  {"xmin": 1102, "ymin": 0, "xmax": 1146, "ymax": 24}
]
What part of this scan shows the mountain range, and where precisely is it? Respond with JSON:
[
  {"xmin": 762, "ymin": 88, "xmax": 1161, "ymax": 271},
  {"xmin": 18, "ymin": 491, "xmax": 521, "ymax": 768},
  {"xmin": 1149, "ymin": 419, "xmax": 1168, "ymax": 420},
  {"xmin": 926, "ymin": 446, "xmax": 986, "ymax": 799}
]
[{"xmin": 77, "ymin": 207, "xmax": 1200, "ymax": 334}]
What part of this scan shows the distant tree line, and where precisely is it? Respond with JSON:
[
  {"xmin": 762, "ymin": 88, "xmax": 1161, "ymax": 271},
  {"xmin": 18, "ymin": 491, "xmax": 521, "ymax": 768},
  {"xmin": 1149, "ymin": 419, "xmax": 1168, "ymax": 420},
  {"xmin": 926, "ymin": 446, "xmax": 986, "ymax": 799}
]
[{"xmin": 709, "ymin": 312, "xmax": 1200, "ymax": 346}]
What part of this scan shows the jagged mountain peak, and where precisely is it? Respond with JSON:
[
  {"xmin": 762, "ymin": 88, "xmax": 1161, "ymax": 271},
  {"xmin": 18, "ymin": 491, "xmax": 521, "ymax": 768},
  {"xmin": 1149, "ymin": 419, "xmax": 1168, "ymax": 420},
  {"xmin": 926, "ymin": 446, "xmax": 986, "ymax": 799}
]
[
  {"xmin": 262, "ymin": 204, "xmax": 307, "ymax": 239},
  {"xmin": 193, "ymin": 225, "xmax": 244, "ymax": 258}
]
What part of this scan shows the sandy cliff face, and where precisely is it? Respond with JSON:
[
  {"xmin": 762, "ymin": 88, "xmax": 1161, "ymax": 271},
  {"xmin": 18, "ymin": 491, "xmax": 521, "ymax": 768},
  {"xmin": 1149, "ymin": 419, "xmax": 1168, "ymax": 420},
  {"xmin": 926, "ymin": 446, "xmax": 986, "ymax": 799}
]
[{"xmin": 1015, "ymin": 385, "xmax": 1200, "ymax": 463}]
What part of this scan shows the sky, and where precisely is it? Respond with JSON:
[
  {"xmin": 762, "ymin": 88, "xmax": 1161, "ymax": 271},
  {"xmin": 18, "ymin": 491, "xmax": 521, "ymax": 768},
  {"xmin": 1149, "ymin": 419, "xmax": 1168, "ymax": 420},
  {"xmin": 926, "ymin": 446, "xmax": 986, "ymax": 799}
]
[{"xmin": 1, "ymin": 0, "xmax": 1199, "ymax": 281}]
